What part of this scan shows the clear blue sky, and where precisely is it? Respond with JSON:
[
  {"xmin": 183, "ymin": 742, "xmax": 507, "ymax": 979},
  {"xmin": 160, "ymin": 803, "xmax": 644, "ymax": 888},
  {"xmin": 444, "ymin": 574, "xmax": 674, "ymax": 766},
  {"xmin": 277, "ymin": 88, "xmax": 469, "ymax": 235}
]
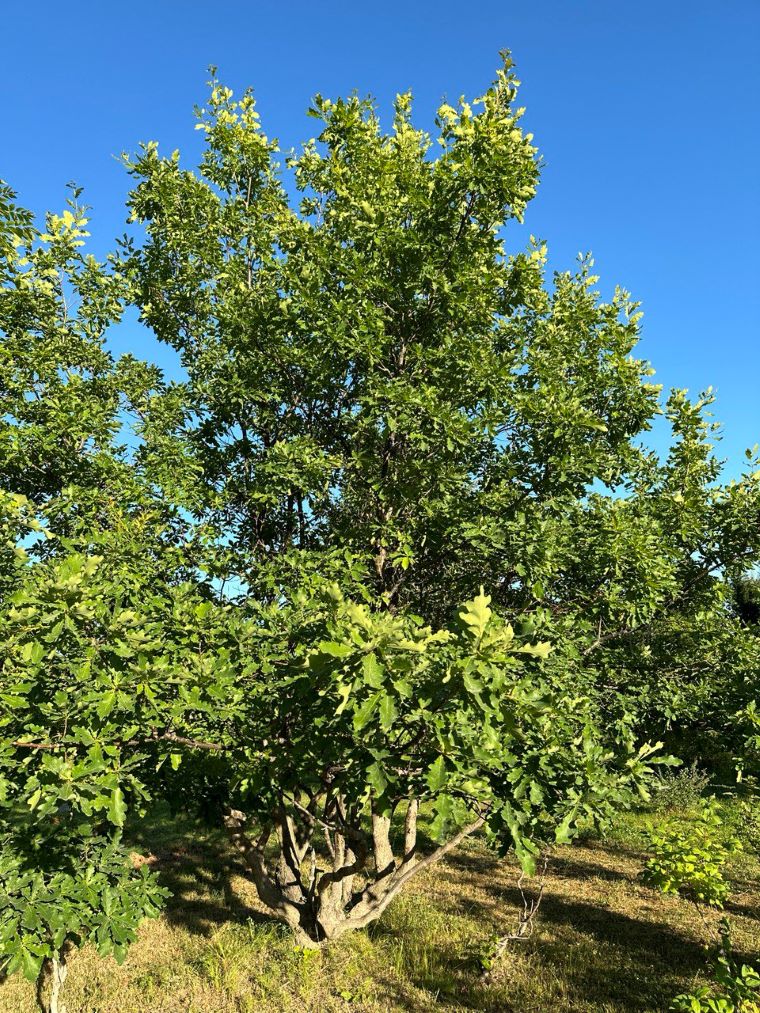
[{"xmin": 3, "ymin": 1, "xmax": 758, "ymax": 476}]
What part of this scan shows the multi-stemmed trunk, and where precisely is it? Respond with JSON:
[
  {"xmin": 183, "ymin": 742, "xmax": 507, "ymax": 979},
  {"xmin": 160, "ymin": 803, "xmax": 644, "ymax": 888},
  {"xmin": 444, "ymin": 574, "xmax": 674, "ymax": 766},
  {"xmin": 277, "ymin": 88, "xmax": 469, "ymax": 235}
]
[{"xmin": 224, "ymin": 796, "xmax": 484, "ymax": 946}]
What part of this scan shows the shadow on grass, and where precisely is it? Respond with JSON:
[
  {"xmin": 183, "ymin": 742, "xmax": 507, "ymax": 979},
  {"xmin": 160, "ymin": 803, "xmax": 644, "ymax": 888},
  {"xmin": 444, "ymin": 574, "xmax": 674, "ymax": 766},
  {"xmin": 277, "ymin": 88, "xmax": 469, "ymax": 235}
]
[
  {"xmin": 725, "ymin": 898, "xmax": 760, "ymax": 922},
  {"xmin": 123, "ymin": 808, "xmax": 742, "ymax": 1012},
  {"xmin": 724, "ymin": 868, "xmax": 760, "ymax": 924},
  {"xmin": 515, "ymin": 907, "xmax": 705, "ymax": 1012},
  {"xmin": 127, "ymin": 806, "xmax": 271, "ymax": 938},
  {"xmin": 371, "ymin": 838, "xmax": 720, "ymax": 1013},
  {"xmin": 541, "ymin": 854, "xmax": 636, "ymax": 885},
  {"xmin": 374, "ymin": 881, "xmax": 711, "ymax": 1012}
]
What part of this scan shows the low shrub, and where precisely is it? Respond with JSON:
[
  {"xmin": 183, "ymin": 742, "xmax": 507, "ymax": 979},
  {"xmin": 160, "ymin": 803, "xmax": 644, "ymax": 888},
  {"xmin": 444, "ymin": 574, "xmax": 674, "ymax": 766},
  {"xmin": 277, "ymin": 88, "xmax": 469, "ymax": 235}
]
[
  {"xmin": 649, "ymin": 761, "xmax": 712, "ymax": 813},
  {"xmin": 724, "ymin": 797, "xmax": 760, "ymax": 855},
  {"xmin": 642, "ymin": 800, "xmax": 741, "ymax": 906}
]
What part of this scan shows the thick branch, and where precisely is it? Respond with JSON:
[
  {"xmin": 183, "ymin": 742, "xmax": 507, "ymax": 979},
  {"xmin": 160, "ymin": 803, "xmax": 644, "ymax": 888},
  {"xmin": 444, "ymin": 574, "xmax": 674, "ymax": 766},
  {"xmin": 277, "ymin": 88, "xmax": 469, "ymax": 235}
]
[
  {"xmin": 382, "ymin": 813, "xmax": 485, "ymax": 896},
  {"xmin": 223, "ymin": 810, "xmax": 302, "ymax": 928},
  {"xmin": 371, "ymin": 805, "xmax": 396, "ymax": 878},
  {"xmin": 275, "ymin": 808, "xmax": 309, "ymax": 904},
  {"xmin": 343, "ymin": 814, "xmax": 486, "ymax": 934},
  {"xmin": 403, "ymin": 797, "xmax": 418, "ymax": 862},
  {"xmin": 316, "ymin": 831, "xmax": 368, "ymax": 897}
]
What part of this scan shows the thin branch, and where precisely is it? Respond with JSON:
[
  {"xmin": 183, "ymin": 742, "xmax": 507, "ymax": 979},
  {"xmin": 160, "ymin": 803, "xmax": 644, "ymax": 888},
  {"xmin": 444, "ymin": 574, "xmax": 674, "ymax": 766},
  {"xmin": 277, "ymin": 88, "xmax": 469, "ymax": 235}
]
[
  {"xmin": 480, "ymin": 854, "xmax": 549, "ymax": 981},
  {"xmin": 12, "ymin": 731, "xmax": 225, "ymax": 753}
]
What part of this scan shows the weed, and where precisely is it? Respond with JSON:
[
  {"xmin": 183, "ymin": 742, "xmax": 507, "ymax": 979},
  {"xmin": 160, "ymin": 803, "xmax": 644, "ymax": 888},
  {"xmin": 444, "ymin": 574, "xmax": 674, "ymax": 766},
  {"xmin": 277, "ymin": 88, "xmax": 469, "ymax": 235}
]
[{"xmin": 670, "ymin": 919, "xmax": 760, "ymax": 1012}]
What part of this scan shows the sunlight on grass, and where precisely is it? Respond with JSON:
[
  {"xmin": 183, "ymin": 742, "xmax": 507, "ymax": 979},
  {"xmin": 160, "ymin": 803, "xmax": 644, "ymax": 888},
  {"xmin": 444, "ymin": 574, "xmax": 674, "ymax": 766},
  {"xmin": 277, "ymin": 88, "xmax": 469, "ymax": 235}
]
[{"xmin": 1, "ymin": 805, "xmax": 757, "ymax": 1013}]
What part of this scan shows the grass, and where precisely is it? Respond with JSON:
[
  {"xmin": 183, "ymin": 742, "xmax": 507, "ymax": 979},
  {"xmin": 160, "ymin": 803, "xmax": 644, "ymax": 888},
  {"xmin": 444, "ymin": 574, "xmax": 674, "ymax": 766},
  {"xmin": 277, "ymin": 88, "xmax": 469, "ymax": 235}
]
[{"xmin": 1, "ymin": 804, "xmax": 758, "ymax": 1013}]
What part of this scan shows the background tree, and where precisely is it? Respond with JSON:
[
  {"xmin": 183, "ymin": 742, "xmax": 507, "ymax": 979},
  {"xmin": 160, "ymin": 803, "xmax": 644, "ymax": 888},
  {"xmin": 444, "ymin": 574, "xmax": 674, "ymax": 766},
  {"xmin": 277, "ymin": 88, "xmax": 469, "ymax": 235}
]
[
  {"xmin": 0, "ymin": 183, "xmax": 205, "ymax": 1007},
  {"xmin": 731, "ymin": 572, "xmax": 760, "ymax": 627}
]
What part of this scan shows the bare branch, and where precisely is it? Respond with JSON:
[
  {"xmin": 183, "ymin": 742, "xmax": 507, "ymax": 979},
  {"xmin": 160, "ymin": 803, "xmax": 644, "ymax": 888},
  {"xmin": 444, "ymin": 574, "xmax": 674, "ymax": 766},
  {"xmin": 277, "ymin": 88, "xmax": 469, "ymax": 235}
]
[{"xmin": 480, "ymin": 854, "xmax": 550, "ymax": 981}]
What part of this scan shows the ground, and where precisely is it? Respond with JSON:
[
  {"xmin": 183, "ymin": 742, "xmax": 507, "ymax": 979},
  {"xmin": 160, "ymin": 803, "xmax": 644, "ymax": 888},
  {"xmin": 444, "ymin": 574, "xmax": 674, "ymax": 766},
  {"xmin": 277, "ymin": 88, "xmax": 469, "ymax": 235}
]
[{"xmin": 1, "ymin": 809, "xmax": 758, "ymax": 1013}]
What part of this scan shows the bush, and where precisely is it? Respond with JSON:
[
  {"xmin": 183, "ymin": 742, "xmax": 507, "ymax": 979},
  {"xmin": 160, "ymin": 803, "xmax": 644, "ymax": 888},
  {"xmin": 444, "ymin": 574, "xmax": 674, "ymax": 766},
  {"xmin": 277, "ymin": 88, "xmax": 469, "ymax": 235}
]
[
  {"xmin": 734, "ymin": 798, "xmax": 760, "ymax": 854},
  {"xmin": 649, "ymin": 761, "xmax": 712, "ymax": 812},
  {"xmin": 642, "ymin": 800, "xmax": 742, "ymax": 906}
]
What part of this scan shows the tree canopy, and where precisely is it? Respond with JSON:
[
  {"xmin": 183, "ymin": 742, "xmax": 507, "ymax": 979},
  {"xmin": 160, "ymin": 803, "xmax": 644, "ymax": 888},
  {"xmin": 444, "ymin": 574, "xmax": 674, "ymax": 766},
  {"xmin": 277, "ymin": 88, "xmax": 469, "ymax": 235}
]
[{"xmin": 1, "ymin": 54, "xmax": 759, "ymax": 988}]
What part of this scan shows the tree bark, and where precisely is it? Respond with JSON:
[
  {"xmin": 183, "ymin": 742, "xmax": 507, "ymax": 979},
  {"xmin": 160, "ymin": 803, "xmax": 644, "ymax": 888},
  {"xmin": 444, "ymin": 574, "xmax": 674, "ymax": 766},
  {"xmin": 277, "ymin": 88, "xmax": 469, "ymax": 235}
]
[
  {"xmin": 224, "ymin": 802, "xmax": 485, "ymax": 946},
  {"xmin": 49, "ymin": 953, "xmax": 67, "ymax": 1013}
]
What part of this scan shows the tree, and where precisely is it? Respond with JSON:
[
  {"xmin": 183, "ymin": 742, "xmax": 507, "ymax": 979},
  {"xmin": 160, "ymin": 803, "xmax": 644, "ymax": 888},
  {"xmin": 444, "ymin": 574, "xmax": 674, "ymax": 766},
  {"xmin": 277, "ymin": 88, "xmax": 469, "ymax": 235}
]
[
  {"xmin": 212, "ymin": 584, "xmax": 664, "ymax": 944},
  {"xmin": 731, "ymin": 573, "xmax": 760, "ymax": 627},
  {"xmin": 0, "ymin": 184, "xmax": 211, "ymax": 1006},
  {"xmin": 120, "ymin": 59, "xmax": 760, "ymax": 940},
  {"xmin": 0, "ymin": 506, "xmax": 235, "ymax": 1005},
  {"xmin": 0, "ymin": 184, "xmax": 164, "ymax": 1009},
  {"xmin": 117, "ymin": 58, "xmax": 682, "ymax": 944},
  {"xmin": 2, "ymin": 51, "xmax": 759, "ymax": 969},
  {"xmin": 120, "ymin": 67, "xmax": 760, "ymax": 787}
]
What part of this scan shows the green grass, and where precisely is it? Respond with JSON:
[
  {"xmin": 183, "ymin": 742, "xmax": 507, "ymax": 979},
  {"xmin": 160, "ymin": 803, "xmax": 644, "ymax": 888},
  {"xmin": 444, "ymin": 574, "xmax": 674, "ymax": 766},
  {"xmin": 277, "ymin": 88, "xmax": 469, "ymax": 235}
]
[{"xmin": 2, "ymin": 803, "xmax": 758, "ymax": 1012}]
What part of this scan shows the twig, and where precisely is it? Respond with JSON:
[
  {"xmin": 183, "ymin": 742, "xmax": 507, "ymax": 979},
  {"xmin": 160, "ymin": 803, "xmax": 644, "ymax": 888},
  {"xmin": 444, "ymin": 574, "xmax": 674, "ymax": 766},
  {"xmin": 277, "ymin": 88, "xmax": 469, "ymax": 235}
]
[{"xmin": 481, "ymin": 854, "xmax": 549, "ymax": 981}]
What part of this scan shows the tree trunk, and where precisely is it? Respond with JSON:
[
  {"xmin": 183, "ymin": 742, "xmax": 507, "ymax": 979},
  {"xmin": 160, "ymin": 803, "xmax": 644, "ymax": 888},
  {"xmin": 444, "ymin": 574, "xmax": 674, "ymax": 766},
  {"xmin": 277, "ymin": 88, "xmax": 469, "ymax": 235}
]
[
  {"xmin": 37, "ymin": 953, "xmax": 67, "ymax": 1013},
  {"xmin": 49, "ymin": 954, "xmax": 67, "ymax": 1013},
  {"xmin": 224, "ymin": 800, "xmax": 485, "ymax": 946}
]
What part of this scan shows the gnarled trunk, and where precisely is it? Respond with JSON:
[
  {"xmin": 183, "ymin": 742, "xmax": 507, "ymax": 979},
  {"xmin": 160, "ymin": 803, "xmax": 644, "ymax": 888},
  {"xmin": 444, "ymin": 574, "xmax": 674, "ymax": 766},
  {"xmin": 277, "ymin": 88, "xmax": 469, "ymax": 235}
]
[{"xmin": 224, "ymin": 796, "xmax": 484, "ymax": 946}]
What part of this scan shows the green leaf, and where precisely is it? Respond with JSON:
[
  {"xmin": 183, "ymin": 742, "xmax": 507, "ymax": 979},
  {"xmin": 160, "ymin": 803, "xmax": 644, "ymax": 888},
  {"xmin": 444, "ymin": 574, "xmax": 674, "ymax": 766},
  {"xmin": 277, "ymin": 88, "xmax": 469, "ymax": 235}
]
[
  {"xmin": 379, "ymin": 695, "xmax": 398, "ymax": 730},
  {"xmin": 318, "ymin": 640, "xmax": 353, "ymax": 658},
  {"xmin": 353, "ymin": 692, "xmax": 381, "ymax": 731},
  {"xmin": 520, "ymin": 641, "xmax": 551, "ymax": 660},
  {"xmin": 97, "ymin": 691, "xmax": 117, "ymax": 719},
  {"xmin": 555, "ymin": 810, "xmax": 576, "ymax": 845},
  {"xmin": 20, "ymin": 945, "xmax": 43, "ymax": 983},
  {"xmin": 462, "ymin": 669, "xmax": 483, "ymax": 695},
  {"xmin": 459, "ymin": 588, "xmax": 492, "ymax": 639},
  {"xmin": 20, "ymin": 641, "xmax": 44, "ymax": 664},
  {"xmin": 361, "ymin": 652, "xmax": 384, "ymax": 688},
  {"xmin": 334, "ymin": 681, "xmax": 352, "ymax": 715},
  {"xmin": 426, "ymin": 755, "xmax": 448, "ymax": 792},
  {"xmin": 366, "ymin": 761, "xmax": 388, "ymax": 796},
  {"xmin": 108, "ymin": 787, "xmax": 127, "ymax": 828},
  {"xmin": 515, "ymin": 839, "xmax": 539, "ymax": 876}
]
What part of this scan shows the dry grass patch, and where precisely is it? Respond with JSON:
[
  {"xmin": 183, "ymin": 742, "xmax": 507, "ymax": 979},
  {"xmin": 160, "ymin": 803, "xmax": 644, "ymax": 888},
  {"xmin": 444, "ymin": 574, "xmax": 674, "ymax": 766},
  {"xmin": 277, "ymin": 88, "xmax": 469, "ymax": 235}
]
[{"xmin": 1, "ymin": 812, "xmax": 757, "ymax": 1012}]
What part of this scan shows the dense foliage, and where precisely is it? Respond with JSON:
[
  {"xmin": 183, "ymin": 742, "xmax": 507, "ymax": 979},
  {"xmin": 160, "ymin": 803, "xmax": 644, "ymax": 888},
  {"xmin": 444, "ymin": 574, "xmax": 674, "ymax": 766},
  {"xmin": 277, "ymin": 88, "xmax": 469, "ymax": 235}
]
[
  {"xmin": 1, "ymin": 53, "xmax": 759, "ymax": 993},
  {"xmin": 642, "ymin": 801, "xmax": 742, "ymax": 907}
]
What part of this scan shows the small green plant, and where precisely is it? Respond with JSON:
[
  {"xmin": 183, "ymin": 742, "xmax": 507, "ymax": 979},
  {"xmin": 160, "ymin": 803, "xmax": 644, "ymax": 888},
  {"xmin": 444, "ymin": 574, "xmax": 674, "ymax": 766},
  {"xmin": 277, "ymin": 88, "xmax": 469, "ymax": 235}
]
[
  {"xmin": 716, "ymin": 793, "xmax": 760, "ymax": 855},
  {"xmin": 670, "ymin": 919, "xmax": 760, "ymax": 1012},
  {"xmin": 0, "ymin": 838, "xmax": 167, "ymax": 1013},
  {"xmin": 642, "ymin": 800, "xmax": 741, "ymax": 906},
  {"xmin": 650, "ymin": 761, "xmax": 712, "ymax": 812}
]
